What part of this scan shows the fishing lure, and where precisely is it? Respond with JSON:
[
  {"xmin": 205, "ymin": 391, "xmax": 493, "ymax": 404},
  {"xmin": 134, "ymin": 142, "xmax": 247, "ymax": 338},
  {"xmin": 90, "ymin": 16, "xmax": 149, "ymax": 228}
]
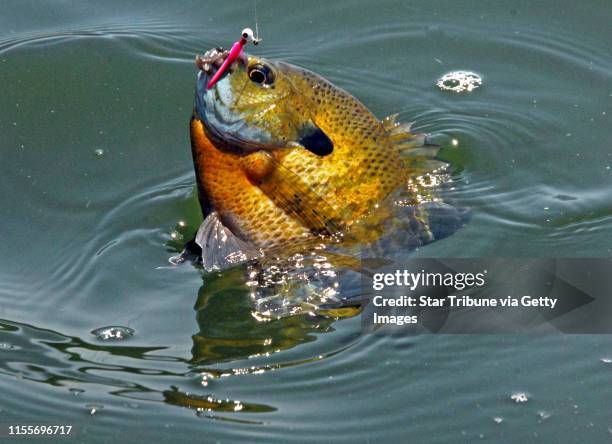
[{"xmin": 206, "ymin": 28, "xmax": 261, "ymax": 90}]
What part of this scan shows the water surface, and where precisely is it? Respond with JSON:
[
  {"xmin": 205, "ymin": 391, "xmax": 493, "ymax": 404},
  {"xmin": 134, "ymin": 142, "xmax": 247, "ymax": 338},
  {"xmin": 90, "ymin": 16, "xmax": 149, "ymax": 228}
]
[{"xmin": 1, "ymin": 0, "xmax": 611, "ymax": 442}]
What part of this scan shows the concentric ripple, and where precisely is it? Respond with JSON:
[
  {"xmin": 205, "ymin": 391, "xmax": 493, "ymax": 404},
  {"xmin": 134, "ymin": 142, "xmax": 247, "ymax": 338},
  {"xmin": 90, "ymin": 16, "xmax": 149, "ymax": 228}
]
[{"xmin": 1, "ymin": 0, "xmax": 611, "ymax": 442}]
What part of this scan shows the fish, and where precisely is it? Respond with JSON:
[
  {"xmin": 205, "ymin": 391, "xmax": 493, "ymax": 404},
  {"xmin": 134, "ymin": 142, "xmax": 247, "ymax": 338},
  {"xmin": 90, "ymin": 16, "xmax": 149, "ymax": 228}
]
[{"xmin": 176, "ymin": 47, "xmax": 458, "ymax": 272}]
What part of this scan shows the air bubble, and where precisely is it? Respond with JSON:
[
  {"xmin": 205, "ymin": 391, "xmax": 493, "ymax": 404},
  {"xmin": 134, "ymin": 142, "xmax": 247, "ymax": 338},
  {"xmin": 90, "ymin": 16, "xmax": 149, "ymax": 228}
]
[
  {"xmin": 510, "ymin": 392, "xmax": 529, "ymax": 403},
  {"xmin": 91, "ymin": 326, "xmax": 135, "ymax": 341},
  {"xmin": 437, "ymin": 71, "xmax": 482, "ymax": 93}
]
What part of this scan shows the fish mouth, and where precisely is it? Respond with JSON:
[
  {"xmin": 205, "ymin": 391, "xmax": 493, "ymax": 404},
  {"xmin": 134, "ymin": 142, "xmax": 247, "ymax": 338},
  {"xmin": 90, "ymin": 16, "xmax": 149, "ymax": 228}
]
[
  {"xmin": 196, "ymin": 47, "xmax": 229, "ymax": 79},
  {"xmin": 195, "ymin": 47, "xmax": 248, "ymax": 90}
]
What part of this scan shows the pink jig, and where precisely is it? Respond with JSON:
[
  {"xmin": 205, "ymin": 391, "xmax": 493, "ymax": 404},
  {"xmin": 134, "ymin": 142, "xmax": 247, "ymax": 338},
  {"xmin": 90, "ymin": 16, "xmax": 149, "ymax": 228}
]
[{"xmin": 206, "ymin": 28, "xmax": 259, "ymax": 90}]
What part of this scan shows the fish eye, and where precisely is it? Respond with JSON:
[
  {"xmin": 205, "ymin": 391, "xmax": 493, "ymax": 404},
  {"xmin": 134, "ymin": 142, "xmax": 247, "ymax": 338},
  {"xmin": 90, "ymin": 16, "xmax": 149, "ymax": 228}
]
[{"xmin": 248, "ymin": 64, "xmax": 274, "ymax": 86}]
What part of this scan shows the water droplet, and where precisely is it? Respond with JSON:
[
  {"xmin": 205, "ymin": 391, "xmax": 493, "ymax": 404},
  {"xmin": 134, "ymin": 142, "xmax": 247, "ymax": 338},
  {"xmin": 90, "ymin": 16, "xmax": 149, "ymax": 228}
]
[
  {"xmin": 510, "ymin": 392, "xmax": 529, "ymax": 403},
  {"xmin": 493, "ymin": 417, "xmax": 504, "ymax": 424},
  {"xmin": 86, "ymin": 404, "xmax": 103, "ymax": 415},
  {"xmin": 537, "ymin": 411, "xmax": 551, "ymax": 421},
  {"xmin": 91, "ymin": 326, "xmax": 134, "ymax": 341},
  {"xmin": 451, "ymin": 138, "xmax": 459, "ymax": 147},
  {"xmin": 94, "ymin": 148, "xmax": 105, "ymax": 157},
  {"xmin": 178, "ymin": 220, "xmax": 187, "ymax": 227},
  {"xmin": 437, "ymin": 71, "xmax": 482, "ymax": 93}
]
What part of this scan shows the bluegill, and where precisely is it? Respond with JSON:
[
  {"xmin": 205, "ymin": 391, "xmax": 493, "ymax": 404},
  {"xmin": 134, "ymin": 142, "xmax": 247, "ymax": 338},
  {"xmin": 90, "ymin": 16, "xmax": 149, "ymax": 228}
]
[{"xmin": 181, "ymin": 47, "xmax": 451, "ymax": 270}]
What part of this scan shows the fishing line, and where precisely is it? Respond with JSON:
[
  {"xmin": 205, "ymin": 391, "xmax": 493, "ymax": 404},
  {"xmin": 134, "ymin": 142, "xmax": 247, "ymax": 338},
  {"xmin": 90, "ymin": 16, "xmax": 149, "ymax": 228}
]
[{"xmin": 253, "ymin": 0, "xmax": 261, "ymax": 44}]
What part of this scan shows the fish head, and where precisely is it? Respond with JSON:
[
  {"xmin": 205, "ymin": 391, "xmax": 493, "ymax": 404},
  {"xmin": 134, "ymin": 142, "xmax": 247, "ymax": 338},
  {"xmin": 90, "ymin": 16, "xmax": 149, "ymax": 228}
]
[{"xmin": 195, "ymin": 48, "xmax": 326, "ymax": 155}]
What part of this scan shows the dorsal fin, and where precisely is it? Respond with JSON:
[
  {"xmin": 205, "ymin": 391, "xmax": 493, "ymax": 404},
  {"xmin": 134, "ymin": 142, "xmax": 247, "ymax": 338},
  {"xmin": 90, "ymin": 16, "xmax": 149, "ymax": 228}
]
[{"xmin": 382, "ymin": 114, "xmax": 444, "ymax": 173}]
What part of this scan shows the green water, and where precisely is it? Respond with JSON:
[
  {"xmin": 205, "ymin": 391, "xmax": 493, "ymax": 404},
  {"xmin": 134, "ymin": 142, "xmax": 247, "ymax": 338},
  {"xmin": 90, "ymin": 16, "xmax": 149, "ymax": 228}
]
[{"xmin": 1, "ymin": 0, "xmax": 611, "ymax": 442}]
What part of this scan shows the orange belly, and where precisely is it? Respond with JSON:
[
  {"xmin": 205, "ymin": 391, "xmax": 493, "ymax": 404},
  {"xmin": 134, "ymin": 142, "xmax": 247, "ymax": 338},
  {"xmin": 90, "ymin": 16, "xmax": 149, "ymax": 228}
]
[{"xmin": 190, "ymin": 117, "xmax": 311, "ymax": 248}]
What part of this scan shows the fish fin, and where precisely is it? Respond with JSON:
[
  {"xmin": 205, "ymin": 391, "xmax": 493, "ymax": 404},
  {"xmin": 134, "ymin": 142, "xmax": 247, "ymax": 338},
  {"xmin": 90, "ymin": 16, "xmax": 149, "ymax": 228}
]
[
  {"xmin": 383, "ymin": 114, "xmax": 448, "ymax": 175},
  {"xmin": 401, "ymin": 148, "xmax": 448, "ymax": 177},
  {"xmin": 382, "ymin": 114, "xmax": 440, "ymax": 158},
  {"xmin": 422, "ymin": 201, "xmax": 471, "ymax": 241},
  {"xmin": 168, "ymin": 238, "xmax": 202, "ymax": 266},
  {"xmin": 382, "ymin": 113, "xmax": 400, "ymax": 129},
  {"xmin": 297, "ymin": 121, "xmax": 334, "ymax": 156},
  {"xmin": 382, "ymin": 201, "xmax": 469, "ymax": 248},
  {"xmin": 194, "ymin": 211, "xmax": 262, "ymax": 272},
  {"xmin": 382, "ymin": 113, "xmax": 417, "ymax": 141},
  {"xmin": 247, "ymin": 153, "xmax": 344, "ymax": 236}
]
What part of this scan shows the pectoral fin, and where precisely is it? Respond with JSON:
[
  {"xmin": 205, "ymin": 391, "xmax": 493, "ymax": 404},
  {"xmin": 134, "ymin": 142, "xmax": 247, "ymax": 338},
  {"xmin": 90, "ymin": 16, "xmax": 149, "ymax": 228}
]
[
  {"xmin": 194, "ymin": 211, "xmax": 262, "ymax": 272},
  {"xmin": 245, "ymin": 152, "xmax": 344, "ymax": 237}
]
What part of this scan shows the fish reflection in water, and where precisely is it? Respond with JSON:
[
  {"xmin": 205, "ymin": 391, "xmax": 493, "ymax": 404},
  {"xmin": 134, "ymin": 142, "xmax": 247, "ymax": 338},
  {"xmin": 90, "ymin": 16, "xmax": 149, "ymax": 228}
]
[
  {"xmin": 190, "ymin": 266, "xmax": 361, "ymax": 365},
  {"xmin": 0, "ymin": 270, "xmax": 359, "ymax": 416}
]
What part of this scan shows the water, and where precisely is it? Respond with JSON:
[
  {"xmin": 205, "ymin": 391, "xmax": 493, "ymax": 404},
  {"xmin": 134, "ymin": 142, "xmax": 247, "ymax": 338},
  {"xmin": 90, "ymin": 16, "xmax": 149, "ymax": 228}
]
[{"xmin": 1, "ymin": 0, "xmax": 611, "ymax": 442}]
